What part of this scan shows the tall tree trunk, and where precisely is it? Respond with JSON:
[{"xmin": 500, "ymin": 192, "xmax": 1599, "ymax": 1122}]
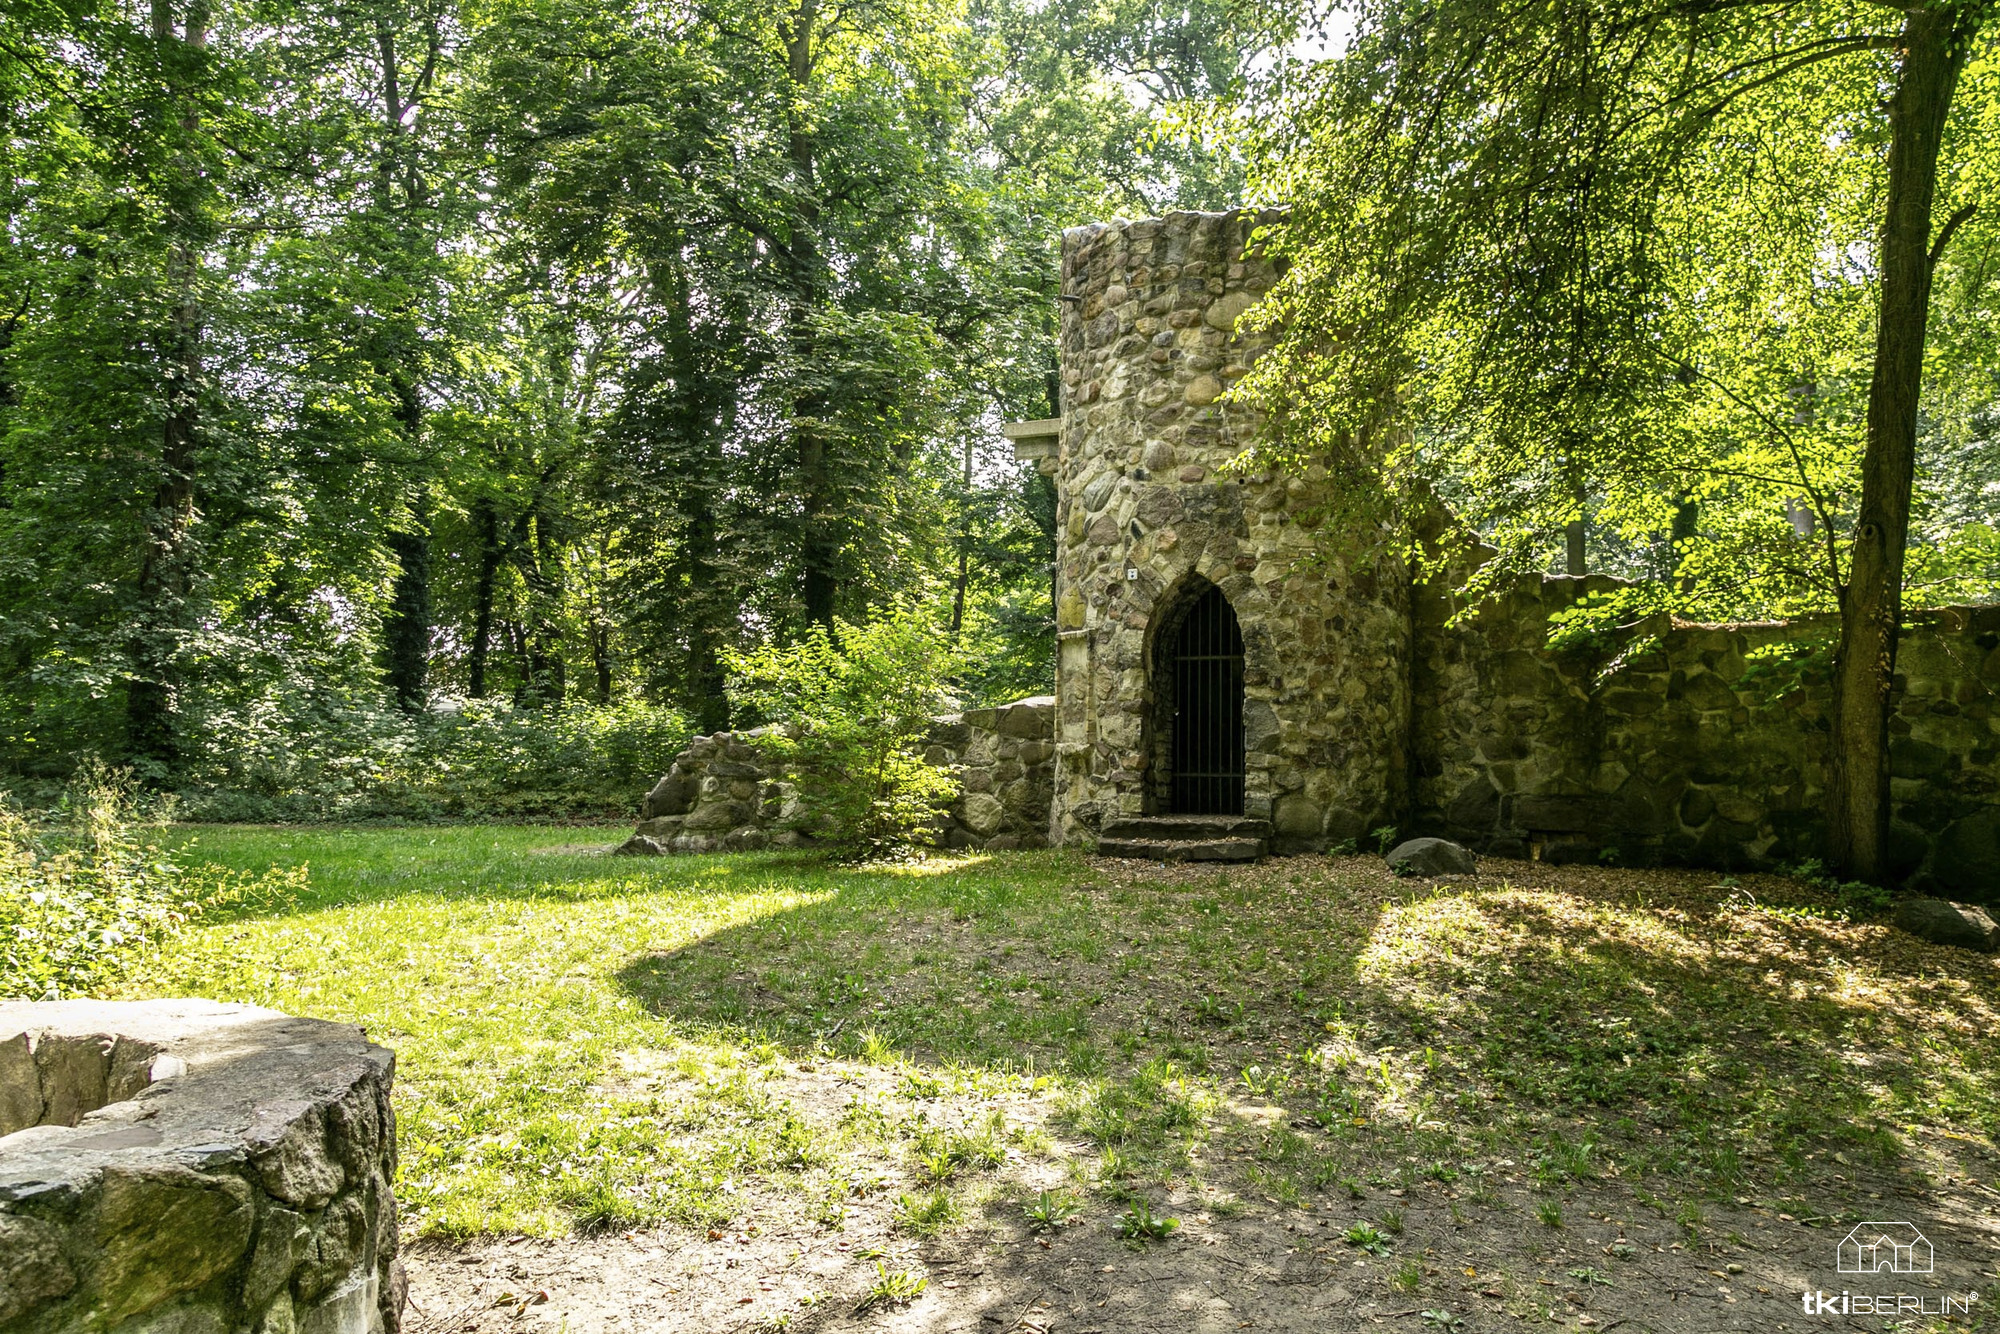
[
  {"xmin": 783, "ymin": 0, "xmax": 837, "ymax": 629},
  {"xmin": 950, "ymin": 432, "xmax": 973, "ymax": 634},
  {"xmin": 657, "ymin": 256, "xmax": 731, "ymax": 733},
  {"xmin": 519, "ymin": 497, "xmax": 565, "ymax": 707},
  {"xmin": 591, "ymin": 619, "xmax": 612, "ymax": 704},
  {"xmin": 371, "ymin": 18, "xmax": 438, "ymax": 712},
  {"xmin": 382, "ymin": 488, "xmax": 431, "ymax": 709},
  {"xmin": 381, "ymin": 358, "xmax": 431, "ymax": 711},
  {"xmin": 469, "ymin": 497, "xmax": 500, "ymax": 699},
  {"xmin": 1828, "ymin": 7, "xmax": 1968, "ymax": 881},
  {"xmin": 126, "ymin": 0, "xmax": 209, "ymax": 771}
]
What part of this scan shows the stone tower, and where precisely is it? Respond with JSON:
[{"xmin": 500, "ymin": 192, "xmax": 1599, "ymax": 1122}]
[{"xmin": 1031, "ymin": 210, "xmax": 1413, "ymax": 853}]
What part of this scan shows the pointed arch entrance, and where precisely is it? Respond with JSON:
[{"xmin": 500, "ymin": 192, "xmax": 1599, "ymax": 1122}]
[{"xmin": 1152, "ymin": 582, "xmax": 1246, "ymax": 815}]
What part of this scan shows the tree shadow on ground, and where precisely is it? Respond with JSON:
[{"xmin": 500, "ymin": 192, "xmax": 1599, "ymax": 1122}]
[
  {"xmin": 544, "ymin": 854, "xmax": 2000, "ymax": 1333},
  {"xmin": 613, "ymin": 854, "xmax": 2000, "ymax": 1203}
]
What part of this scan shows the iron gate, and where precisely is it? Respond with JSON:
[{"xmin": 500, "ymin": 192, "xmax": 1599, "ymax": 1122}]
[{"xmin": 1168, "ymin": 585, "xmax": 1245, "ymax": 814}]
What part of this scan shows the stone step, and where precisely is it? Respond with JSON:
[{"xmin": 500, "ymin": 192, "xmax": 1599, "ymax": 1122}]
[
  {"xmin": 1099, "ymin": 815, "xmax": 1273, "ymax": 841},
  {"xmin": 1096, "ymin": 836, "xmax": 1267, "ymax": 863}
]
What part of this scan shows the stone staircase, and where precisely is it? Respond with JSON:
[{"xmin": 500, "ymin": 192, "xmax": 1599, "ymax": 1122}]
[{"xmin": 1095, "ymin": 815, "xmax": 1271, "ymax": 862}]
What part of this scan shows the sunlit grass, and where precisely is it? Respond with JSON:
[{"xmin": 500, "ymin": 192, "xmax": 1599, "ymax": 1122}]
[{"xmin": 120, "ymin": 827, "xmax": 2000, "ymax": 1241}]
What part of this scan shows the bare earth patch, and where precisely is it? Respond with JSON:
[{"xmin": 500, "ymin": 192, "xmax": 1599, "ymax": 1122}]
[{"xmin": 401, "ymin": 1154, "xmax": 1998, "ymax": 1333}]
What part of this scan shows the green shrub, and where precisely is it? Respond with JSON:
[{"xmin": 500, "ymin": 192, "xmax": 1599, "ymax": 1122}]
[
  {"xmin": 172, "ymin": 691, "xmax": 689, "ymax": 822},
  {"xmin": 726, "ymin": 603, "xmax": 961, "ymax": 859},
  {"xmin": 0, "ymin": 764, "xmax": 301, "ymax": 998}
]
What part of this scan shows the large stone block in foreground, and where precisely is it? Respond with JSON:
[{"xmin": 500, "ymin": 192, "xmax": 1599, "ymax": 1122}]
[{"xmin": 0, "ymin": 999, "xmax": 402, "ymax": 1334}]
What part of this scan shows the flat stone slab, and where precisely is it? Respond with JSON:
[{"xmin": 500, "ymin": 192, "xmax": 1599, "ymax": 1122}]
[
  {"xmin": 1096, "ymin": 836, "xmax": 1266, "ymax": 862},
  {"xmin": 0, "ymin": 999, "xmax": 402, "ymax": 1334}
]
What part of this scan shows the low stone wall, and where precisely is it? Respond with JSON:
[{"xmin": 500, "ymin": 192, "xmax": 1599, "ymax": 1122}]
[
  {"xmin": 0, "ymin": 999, "xmax": 402, "ymax": 1334},
  {"xmin": 628, "ymin": 697, "xmax": 1057, "ymax": 853},
  {"xmin": 1413, "ymin": 576, "xmax": 2000, "ymax": 897}
]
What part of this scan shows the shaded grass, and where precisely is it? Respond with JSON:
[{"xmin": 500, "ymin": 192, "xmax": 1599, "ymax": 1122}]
[{"xmin": 122, "ymin": 827, "xmax": 2000, "ymax": 1242}]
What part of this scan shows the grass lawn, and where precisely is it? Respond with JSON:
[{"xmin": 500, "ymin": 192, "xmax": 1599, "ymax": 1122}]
[{"xmin": 122, "ymin": 825, "xmax": 2000, "ymax": 1260}]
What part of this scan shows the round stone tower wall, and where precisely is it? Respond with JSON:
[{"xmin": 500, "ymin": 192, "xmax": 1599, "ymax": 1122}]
[{"xmin": 1050, "ymin": 209, "xmax": 1412, "ymax": 851}]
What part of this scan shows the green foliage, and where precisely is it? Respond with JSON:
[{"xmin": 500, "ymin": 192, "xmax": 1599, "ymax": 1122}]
[
  {"xmin": 1242, "ymin": 0, "xmax": 2000, "ymax": 617},
  {"xmin": 172, "ymin": 695, "xmax": 688, "ymax": 823},
  {"xmin": 892, "ymin": 1188, "xmax": 961, "ymax": 1237},
  {"xmin": 1113, "ymin": 1199, "xmax": 1179, "ymax": 1243},
  {"xmin": 855, "ymin": 1262, "xmax": 929, "ymax": 1312},
  {"xmin": 0, "ymin": 765, "xmax": 297, "ymax": 998},
  {"xmin": 1343, "ymin": 1221, "xmax": 1391, "ymax": 1254},
  {"xmin": 1023, "ymin": 1188, "xmax": 1080, "ymax": 1231},
  {"xmin": 727, "ymin": 604, "xmax": 962, "ymax": 859},
  {"xmin": 0, "ymin": 0, "xmax": 1267, "ymax": 784}
]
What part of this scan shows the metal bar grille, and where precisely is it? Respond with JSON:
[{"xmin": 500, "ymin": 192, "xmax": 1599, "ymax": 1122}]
[{"xmin": 1170, "ymin": 586, "xmax": 1245, "ymax": 815}]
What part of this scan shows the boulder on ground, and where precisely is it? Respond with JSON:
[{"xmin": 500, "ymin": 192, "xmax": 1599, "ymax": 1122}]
[
  {"xmin": 1386, "ymin": 837, "xmax": 1477, "ymax": 877},
  {"xmin": 614, "ymin": 835, "xmax": 666, "ymax": 857},
  {"xmin": 1892, "ymin": 897, "xmax": 1999, "ymax": 953}
]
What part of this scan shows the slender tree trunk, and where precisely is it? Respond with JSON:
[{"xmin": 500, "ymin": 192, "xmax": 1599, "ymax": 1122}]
[
  {"xmin": 126, "ymin": 0, "xmax": 209, "ymax": 771},
  {"xmin": 950, "ymin": 432, "xmax": 973, "ymax": 634},
  {"xmin": 591, "ymin": 619, "xmax": 612, "ymax": 704},
  {"xmin": 657, "ymin": 256, "xmax": 732, "ymax": 733},
  {"xmin": 1828, "ymin": 7, "xmax": 1968, "ymax": 881},
  {"xmin": 469, "ymin": 498, "xmax": 500, "ymax": 698},
  {"xmin": 381, "ymin": 360, "xmax": 431, "ymax": 711},
  {"xmin": 518, "ymin": 498, "xmax": 565, "ymax": 707},
  {"xmin": 783, "ymin": 0, "xmax": 837, "ymax": 629},
  {"xmin": 371, "ymin": 19, "xmax": 438, "ymax": 712}
]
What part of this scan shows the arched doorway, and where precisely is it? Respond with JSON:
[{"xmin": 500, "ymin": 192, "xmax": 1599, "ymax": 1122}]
[{"xmin": 1162, "ymin": 584, "xmax": 1245, "ymax": 814}]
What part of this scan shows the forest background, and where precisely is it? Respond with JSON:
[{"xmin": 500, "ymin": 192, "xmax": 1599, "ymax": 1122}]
[{"xmin": 0, "ymin": 0, "xmax": 1282, "ymax": 818}]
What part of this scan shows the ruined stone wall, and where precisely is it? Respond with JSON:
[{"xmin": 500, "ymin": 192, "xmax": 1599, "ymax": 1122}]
[
  {"xmin": 0, "ymin": 1000, "xmax": 401, "ymax": 1334},
  {"xmin": 629, "ymin": 698, "xmax": 1056, "ymax": 853},
  {"xmin": 1413, "ymin": 576, "xmax": 2000, "ymax": 898},
  {"xmin": 1051, "ymin": 210, "xmax": 1411, "ymax": 850}
]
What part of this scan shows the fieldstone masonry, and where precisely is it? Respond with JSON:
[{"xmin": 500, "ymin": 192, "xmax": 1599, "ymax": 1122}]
[
  {"xmin": 626, "ymin": 209, "xmax": 1998, "ymax": 900},
  {"xmin": 1414, "ymin": 578, "xmax": 2000, "ymax": 894},
  {"xmin": 627, "ymin": 698, "xmax": 1056, "ymax": 853},
  {"xmin": 0, "ymin": 999, "xmax": 402, "ymax": 1334},
  {"xmin": 1050, "ymin": 209, "xmax": 1410, "ymax": 850}
]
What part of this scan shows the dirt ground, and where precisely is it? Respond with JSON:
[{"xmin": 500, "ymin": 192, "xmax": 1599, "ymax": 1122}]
[
  {"xmin": 401, "ymin": 1118, "xmax": 2000, "ymax": 1334},
  {"xmin": 394, "ymin": 848, "xmax": 2000, "ymax": 1333}
]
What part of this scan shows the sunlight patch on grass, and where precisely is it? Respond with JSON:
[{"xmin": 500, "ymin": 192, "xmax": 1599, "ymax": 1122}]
[{"xmin": 121, "ymin": 829, "xmax": 2000, "ymax": 1240}]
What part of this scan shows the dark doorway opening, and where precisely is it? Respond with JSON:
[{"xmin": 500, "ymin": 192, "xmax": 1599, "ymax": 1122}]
[{"xmin": 1166, "ymin": 585, "xmax": 1245, "ymax": 814}]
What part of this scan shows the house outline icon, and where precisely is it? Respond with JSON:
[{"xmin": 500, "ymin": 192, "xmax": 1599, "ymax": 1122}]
[{"xmin": 1838, "ymin": 1221, "xmax": 1933, "ymax": 1274}]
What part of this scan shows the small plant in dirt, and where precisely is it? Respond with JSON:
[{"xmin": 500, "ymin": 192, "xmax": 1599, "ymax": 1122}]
[
  {"xmin": 1394, "ymin": 1258, "xmax": 1423, "ymax": 1293},
  {"xmin": 1343, "ymin": 1222, "xmax": 1391, "ymax": 1255},
  {"xmin": 1192, "ymin": 993, "xmax": 1241, "ymax": 1025},
  {"xmin": 1371, "ymin": 825, "xmax": 1400, "ymax": 853},
  {"xmin": 1420, "ymin": 1310, "xmax": 1465, "ymax": 1331},
  {"xmin": 1380, "ymin": 1208, "xmax": 1405, "ymax": 1235},
  {"xmin": 892, "ymin": 1189, "xmax": 960, "ymax": 1237},
  {"xmin": 1023, "ymin": 1189, "xmax": 1080, "ymax": 1232},
  {"xmin": 1567, "ymin": 1266, "xmax": 1612, "ymax": 1287},
  {"xmin": 854, "ymin": 1262, "xmax": 928, "ymax": 1312},
  {"xmin": 1114, "ymin": 1201, "xmax": 1180, "ymax": 1243},
  {"xmin": 1535, "ymin": 1199, "xmax": 1564, "ymax": 1228},
  {"xmin": 1239, "ymin": 1064, "xmax": 1289, "ymax": 1097},
  {"xmin": 727, "ymin": 601, "xmax": 962, "ymax": 860}
]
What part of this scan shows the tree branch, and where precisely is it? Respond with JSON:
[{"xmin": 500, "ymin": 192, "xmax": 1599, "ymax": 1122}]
[{"xmin": 1928, "ymin": 202, "xmax": 1977, "ymax": 266}]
